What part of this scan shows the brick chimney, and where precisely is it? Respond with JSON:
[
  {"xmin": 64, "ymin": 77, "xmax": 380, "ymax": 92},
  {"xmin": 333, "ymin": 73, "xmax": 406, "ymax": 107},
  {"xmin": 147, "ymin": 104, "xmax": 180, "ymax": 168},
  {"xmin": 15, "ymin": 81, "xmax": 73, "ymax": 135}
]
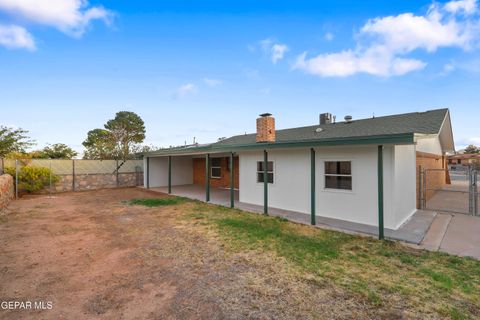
[{"xmin": 256, "ymin": 113, "xmax": 275, "ymax": 143}]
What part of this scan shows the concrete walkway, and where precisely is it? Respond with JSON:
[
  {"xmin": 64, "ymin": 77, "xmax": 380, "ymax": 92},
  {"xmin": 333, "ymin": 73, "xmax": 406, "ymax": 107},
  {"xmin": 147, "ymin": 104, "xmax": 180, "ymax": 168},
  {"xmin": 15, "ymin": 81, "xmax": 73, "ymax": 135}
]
[
  {"xmin": 420, "ymin": 213, "xmax": 480, "ymax": 259},
  {"xmin": 147, "ymin": 185, "xmax": 434, "ymax": 245}
]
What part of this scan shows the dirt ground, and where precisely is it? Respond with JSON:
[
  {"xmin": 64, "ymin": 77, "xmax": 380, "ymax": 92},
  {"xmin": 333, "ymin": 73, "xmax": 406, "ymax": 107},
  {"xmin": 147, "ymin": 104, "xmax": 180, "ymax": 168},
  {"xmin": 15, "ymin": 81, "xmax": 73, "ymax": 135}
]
[{"xmin": 0, "ymin": 188, "xmax": 403, "ymax": 319}]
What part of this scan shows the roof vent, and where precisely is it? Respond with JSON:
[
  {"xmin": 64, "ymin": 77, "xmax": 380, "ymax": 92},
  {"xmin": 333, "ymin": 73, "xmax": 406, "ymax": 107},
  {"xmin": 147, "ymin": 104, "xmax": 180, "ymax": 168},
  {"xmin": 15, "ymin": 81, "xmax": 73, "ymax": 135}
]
[
  {"xmin": 319, "ymin": 113, "xmax": 332, "ymax": 125},
  {"xmin": 344, "ymin": 115, "xmax": 353, "ymax": 123}
]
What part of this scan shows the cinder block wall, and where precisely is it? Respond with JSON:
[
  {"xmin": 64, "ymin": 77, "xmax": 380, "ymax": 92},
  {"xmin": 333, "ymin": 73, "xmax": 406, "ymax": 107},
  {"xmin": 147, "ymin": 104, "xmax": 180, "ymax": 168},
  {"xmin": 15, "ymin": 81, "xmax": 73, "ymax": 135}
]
[
  {"xmin": 193, "ymin": 157, "xmax": 239, "ymax": 189},
  {"xmin": 0, "ymin": 174, "xmax": 14, "ymax": 213},
  {"xmin": 416, "ymin": 152, "xmax": 448, "ymax": 208}
]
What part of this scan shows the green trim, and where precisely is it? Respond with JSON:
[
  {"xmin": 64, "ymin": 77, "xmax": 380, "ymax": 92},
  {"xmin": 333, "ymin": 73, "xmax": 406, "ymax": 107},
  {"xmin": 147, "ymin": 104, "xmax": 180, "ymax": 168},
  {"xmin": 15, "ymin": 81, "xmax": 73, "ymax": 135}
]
[
  {"xmin": 263, "ymin": 150, "xmax": 268, "ymax": 215},
  {"xmin": 230, "ymin": 152, "xmax": 234, "ymax": 208},
  {"xmin": 311, "ymin": 148, "xmax": 316, "ymax": 226},
  {"xmin": 205, "ymin": 154, "xmax": 210, "ymax": 202},
  {"xmin": 141, "ymin": 133, "xmax": 415, "ymax": 157},
  {"xmin": 146, "ymin": 157, "xmax": 150, "ymax": 189},
  {"xmin": 168, "ymin": 156, "xmax": 172, "ymax": 194},
  {"xmin": 378, "ymin": 145, "xmax": 384, "ymax": 240}
]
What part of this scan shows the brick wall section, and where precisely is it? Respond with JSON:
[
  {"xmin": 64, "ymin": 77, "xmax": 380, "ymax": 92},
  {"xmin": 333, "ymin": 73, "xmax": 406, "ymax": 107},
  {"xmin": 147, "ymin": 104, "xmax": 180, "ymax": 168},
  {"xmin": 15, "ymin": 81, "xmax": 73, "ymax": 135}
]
[
  {"xmin": 193, "ymin": 157, "xmax": 239, "ymax": 189},
  {"xmin": 416, "ymin": 151, "xmax": 449, "ymax": 209},
  {"xmin": 0, "ymin": 174, "xmax": 14, "ymax": 214},
  {"xmin": 256, "ymin": 116, "xmax": 275, "ymax": 142}
]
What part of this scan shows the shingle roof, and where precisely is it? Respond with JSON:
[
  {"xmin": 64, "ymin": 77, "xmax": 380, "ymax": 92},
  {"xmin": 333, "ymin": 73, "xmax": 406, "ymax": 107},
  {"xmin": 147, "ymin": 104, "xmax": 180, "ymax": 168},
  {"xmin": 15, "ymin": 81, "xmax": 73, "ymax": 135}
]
[
  {"xmin": 214, "ymin": 108, "xmax": 448, "ymax": 147},
  {"xmin": 143, "ymin": 108, "xmax": 449, "ymax": 156}
]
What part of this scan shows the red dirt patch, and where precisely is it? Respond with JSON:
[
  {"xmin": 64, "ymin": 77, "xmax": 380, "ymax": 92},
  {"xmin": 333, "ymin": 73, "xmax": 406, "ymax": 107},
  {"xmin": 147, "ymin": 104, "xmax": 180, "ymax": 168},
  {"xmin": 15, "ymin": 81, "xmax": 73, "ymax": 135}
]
[{"xmin": 0, "ymin": 188, "xmax": 388, "ymax": 319}]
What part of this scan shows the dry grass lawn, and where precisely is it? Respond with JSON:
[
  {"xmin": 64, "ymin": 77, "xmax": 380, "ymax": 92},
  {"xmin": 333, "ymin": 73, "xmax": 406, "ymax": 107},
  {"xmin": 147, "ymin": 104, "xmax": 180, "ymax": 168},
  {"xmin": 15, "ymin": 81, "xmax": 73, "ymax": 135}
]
[{"xmin": 0, "ymin": 188, "xmax": 479, "ymax": 319}]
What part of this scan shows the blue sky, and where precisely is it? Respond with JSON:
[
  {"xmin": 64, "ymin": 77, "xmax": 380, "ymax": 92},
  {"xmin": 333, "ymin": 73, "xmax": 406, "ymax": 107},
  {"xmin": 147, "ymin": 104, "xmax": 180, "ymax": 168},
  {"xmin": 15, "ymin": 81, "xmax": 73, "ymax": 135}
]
[{"xmin": 1, "ymin": 0, "xmax": 479, "ymax": 153}]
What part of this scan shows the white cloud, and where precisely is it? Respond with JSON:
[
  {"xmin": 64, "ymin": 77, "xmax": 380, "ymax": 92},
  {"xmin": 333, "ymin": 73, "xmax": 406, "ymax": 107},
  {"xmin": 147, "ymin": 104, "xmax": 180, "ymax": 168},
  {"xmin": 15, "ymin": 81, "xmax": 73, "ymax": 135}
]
[
  {"xmin": 271, "ymin": 43, "xmax": 288, "ymax": 64},
  {"xmin": 444, "ymin": 0, "xmax": 478, "ymax": 15},
  {"xmin": 203, "ymin": 78, "xmax": 222, "ymax": 87},
  {"xmin": 0, "ymin": 0, "xmax": 113, "ymax": 38},
  {"xmin": 174, "ymin": 83, "xmax": 198, "ymax": 99},
  {"xmin": 0, "ymin": 24, "xmax": 35, "ymax": 50},
  {"xmin": 324, "ymin": 32, "xmax": 334, "ymax": 41},
  {"xmin": 294, "ymin": 47, "xmax": 426, "ymax": 77},
  {"xmin": 293, "ymin": 0, "xmax": 480, "ymax": 77},
  {"xmin": 258, "ymin": 38, "xmax": 289, "ymax": 64}
]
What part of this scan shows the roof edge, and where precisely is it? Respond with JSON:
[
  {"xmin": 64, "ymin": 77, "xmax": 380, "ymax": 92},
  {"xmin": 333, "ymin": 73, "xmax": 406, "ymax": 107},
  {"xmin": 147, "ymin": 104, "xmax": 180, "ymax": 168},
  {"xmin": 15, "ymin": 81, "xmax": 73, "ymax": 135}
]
[{"xmin": 142, "ymin": 133, "xmax": 415, "ymax": 157}]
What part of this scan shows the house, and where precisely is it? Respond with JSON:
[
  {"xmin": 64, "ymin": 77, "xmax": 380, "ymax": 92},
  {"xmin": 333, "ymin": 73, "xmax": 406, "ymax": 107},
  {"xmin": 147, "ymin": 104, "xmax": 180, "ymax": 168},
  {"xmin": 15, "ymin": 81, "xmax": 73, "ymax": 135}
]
[
  {"xmin": 142, "ymin": 108, "xmax": 454, "ymax": 234},
  {"xmin": 448, "ymin": 153, "xmax": 480, "ymax": 168}
]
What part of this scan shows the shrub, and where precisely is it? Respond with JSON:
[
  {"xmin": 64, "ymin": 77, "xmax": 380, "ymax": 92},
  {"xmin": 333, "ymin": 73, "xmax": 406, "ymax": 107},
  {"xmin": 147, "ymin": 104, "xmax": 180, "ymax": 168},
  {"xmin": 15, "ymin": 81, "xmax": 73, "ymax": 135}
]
[{"xmin": 4, "ymin": 166, "xmax": 59, "ymax": 193}]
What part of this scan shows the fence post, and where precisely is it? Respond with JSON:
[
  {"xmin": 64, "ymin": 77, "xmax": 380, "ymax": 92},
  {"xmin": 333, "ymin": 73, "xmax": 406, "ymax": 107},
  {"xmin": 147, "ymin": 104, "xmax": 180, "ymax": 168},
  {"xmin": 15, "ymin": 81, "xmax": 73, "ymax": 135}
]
[
  {"xmin": 474, "ymin": 170, "xmax": 478, "ymax": 216},
  {"xmin": 49, "ymin": 159, "xmax": 52, "ymax": 197},
  {"xmin": 15, "ymin": 159, "xmax": 18, "ymax": 199},
  {"xmin": 72, "ymin": 159, "xmax": 76, "ymax": 191},
  {"xmin": 116, "ymin": 160, "xmax": 119, "ymax": 187},
  {"xmin": 469, "ymin": 167, "xmax": 475, "ymax": 215}
]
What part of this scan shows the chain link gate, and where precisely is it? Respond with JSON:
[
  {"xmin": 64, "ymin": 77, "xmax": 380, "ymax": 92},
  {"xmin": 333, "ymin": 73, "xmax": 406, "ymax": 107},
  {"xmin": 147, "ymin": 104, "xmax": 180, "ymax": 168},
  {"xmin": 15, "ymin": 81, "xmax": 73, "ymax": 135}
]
[{"xmin": 421, "ymin": 166, "xmax": 478, "ymax": 215}]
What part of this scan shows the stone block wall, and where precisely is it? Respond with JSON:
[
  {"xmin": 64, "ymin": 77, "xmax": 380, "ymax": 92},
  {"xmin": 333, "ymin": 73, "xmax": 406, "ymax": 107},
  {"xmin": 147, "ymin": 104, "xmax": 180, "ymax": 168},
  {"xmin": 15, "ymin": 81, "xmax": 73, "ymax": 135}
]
[
  {"xmin": 37, "ymin": 172, "xmax": 143, "ymax": 194},
  {"xmin": 0, "ymin": 174, "xmax": 14, "ymax": 213}
]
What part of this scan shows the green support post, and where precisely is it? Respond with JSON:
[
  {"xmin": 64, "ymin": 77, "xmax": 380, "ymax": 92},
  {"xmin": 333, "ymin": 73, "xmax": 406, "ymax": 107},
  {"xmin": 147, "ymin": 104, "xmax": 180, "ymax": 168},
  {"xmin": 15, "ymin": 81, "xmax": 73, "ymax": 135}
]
[
  {"xmin": 378, "ymin": 145, "xmax": 384, "ymax": 240},
  {"xmin": 311, "ymin": 148, "xmax": 316, "ymax": 225},
  {"xmin": 230, "ymin": 152, "xmax": 234, "ymax": 208},
  {"xmin": 263, "ymin": 150, "xmax": 268, "ymax": 215},
  {"xmin": 146, "ymin": 157, "xmax": 150, "ymax": 189},
  {"xmin": 205, "ymin": 154, "xmax": 210, "ymax": 202},
  {"xmin": 168, "ymin": 156, "xmax": 172, "ymax": 194}
]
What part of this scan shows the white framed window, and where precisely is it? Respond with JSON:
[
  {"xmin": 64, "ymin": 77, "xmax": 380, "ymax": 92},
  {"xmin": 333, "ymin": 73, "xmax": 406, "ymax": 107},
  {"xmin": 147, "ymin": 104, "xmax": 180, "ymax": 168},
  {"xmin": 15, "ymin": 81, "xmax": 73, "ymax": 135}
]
[
  {"xmin": 324, "ymin": 161, "xmax": 352, "ymax": 190},
  {"xmin": 257, "ymin": 161, "xmax": 274, "ymax": 183},
  {"xmin": 211, "ymin": 158, "xmax": 222, "ymax": 179}
]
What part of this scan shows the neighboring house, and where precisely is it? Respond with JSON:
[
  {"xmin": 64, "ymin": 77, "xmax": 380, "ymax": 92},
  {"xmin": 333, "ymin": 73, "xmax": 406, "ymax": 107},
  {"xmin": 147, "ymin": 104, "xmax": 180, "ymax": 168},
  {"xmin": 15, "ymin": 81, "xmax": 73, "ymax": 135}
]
[
  {"xmin": 142, "ymin": 108, "xmax": 454, "ymax": 231},
  {"xmin": 448, "ymin": 154, "xmax": 480, "ymax": 167}
]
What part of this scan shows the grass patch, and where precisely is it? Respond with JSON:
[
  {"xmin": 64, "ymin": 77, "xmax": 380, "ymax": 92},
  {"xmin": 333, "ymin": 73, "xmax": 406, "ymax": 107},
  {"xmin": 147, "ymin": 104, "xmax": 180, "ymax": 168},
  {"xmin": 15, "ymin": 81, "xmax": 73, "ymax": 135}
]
[
  {"xmin": 129, "ymin": 197, "xmax": 188, "ymax": 207},
  {"xmin": 181, "ymin": 202, "xmax": 480, "ymax": 318}
]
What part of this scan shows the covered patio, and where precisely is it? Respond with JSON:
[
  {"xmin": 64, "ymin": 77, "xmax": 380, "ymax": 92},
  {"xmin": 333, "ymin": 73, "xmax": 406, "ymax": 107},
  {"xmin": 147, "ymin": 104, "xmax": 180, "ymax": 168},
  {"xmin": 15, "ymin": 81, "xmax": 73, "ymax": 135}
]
[{"xmin": 146, "ymin": 184, "xmax": 436, "ymax": 245}]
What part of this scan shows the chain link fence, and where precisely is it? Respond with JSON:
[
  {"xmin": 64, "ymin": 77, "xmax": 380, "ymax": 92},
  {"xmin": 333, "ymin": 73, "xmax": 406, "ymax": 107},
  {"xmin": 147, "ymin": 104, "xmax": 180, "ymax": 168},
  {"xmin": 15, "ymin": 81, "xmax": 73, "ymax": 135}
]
[{"xmin": 0, "ymin": 158, "xmax": 144, "ymax": 198}]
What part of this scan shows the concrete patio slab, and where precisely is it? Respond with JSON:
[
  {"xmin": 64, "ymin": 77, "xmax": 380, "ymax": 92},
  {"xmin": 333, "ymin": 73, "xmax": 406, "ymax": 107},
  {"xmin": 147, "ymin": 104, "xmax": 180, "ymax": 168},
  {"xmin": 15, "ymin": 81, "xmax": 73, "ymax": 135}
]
[{"xmin": 145, "ymin": 185, "xmax": 435, "ymax": 244}]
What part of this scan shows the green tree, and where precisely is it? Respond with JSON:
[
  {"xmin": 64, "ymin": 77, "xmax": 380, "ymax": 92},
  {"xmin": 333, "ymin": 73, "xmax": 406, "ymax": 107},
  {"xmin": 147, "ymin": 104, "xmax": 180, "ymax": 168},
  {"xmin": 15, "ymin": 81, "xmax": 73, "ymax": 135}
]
[
  {"xmin": 82, "ymin": 129, "xmax": 116, "ymax": 160},
  {"xmin": 82, "ymin": 111, "xmax": 146, "ymax": 160},
  {"xmin": 105, "ymin": 111, "xmax": 146, "ymax": 161},
  {"xmin": 40, "ymin": 143, "xmax": 78, "ymax": 159},
  {"xmin": 0, "ymin": 126, "xmax": 34, "ymax": 157},
  {"xmin": 464, "ymin": 144, "xmax": 479, "ymax": 154}
]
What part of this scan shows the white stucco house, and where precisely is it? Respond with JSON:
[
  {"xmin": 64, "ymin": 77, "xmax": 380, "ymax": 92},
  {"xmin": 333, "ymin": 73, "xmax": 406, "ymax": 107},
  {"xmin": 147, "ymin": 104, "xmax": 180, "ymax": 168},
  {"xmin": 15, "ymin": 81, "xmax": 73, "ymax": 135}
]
[{"xmin": 142, "ymin": 108, "xmax": 454, "ymax": 235}]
